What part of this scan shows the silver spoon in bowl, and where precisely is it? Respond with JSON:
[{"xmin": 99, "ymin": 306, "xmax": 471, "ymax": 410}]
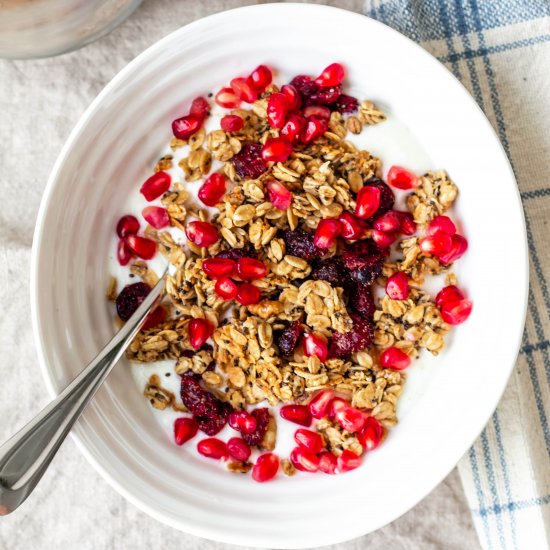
[{"xmin": 0, "ymin": 273, "xmax": 166, "ymax": 515}]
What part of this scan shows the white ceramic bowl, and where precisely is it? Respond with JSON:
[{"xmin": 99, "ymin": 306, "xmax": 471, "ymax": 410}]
[{"xmin": 31, "ymin": 4, "xmax": 528, "ymax": 548}]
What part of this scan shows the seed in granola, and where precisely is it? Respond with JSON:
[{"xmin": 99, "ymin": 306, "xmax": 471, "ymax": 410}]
[
  {"xmin": 355, "ymin": 185, "xmax": 380, "ymax": 219},
  {"xmin": 221, "ymin": 114, "xmax": 244, "ymax": 133},
  {"xmin": 140, "ymin": 171, "xmax": 171, "ymax": 201},
  {"xmin": 439, "ymin": 234, "xmax": 468, "ymax": 265},
  {"xmin": 360, "ymin": 177, "xmax": 395, "ymax": 222},
  {"xmin": 228, "ymin": 410, "xmax": 257, "ymax": 434},
  {"xmin": 419, "ymin": 233, "xmax": 452, "ymax": 255},
  {"xmin": 318, "ymin": 451, "xmax": 338, "ymax": 474},
  {"xmin": 197, "ymin": 437, "xmax": 229, "ymax": 460},
  {"xmin": 280, "ymin": 404, "xmax": 312, "ymax": 427},
  {"xmin": 185, "ymin": 220, "xmax": 219, "ymax": 247},
  {"xmin": 198, "ymin": 172, "xmax": 227, "ymax": 206},
  {"xmin": 215, "ymin": 87, "xmax": 240, "ymax": 108},
  {"xmin": 267, "ymin": 92, "xmax": 290, "ymax": 129},
  {"xmin": 227, "ymin": 437, "xmax": 251, "ymax": 461},
  {"xmin": 215, "ymin": 276, "xmax": 238, "ymax": 300},
  {"xmin": 174, "ymin": 417, "xmax": 199, "ymax": 445},
  {"xmin": 314, "ymin": 219, "xmax": 342, "ymax": 249},
  {"xmin": 188, "ymin": 318, "xmax": 213, "ymax": 349},
  {"xmin": 142, "ymin": 206, "xmax": 170, "ymax": 229},
  {"xmin": 439, "ymin": 298, "xmax": 473, "ymax": 325},
  {"xmin": 126, "ymin": 235, "xmax": 157, "ymax": 260},
  {"xmin": 337, "ymin": 450, "xmax": 362, "ymax": 472},
  {"xmin": 249, "ymin": 64, "xmax": 272, "ymax": 91},
  {"xmin": 280, "ymin": 84, "xmax": 301, "ymax": 111},
  {"xmin": 380, "ymin": 346, "xmax": 411, "ymax": 370},
  {"xmin": 172, "ymin": 114, "xmax": 203, "ymax": 139},
  {"xmin": 116, "ymin": 215, "xmax": 140, "ymax": 238},
  {"xmin": 308, "ymin": 389, "xmax": 335, "ymax": 419},
  {"xmin": 332, "ymin": 398, "xmax": 367, "ymax": 432},
  {"xmin": 290, "ymin": 446, "xmax": 319, "ymax": 472},
  {"xmin": 117, "ymin": 239, "xmax": 133, "ymax": 266},
  {"xmin": 266, "ymin": 180, "xmax": 293, "ymax": 210},
  {"xmin": 202, "ymin": 257, "xmax": 237, "ymax": 279},
  {"xmin": 252, "ymin": 452, "xmax": 279, "ymax": 482},
  {"xmin": 303, "ymin": 332, "xmax": 328, "ymax": 362},
  {"xmin": 142, "ymin": 305, "xmax": 166, "ymax": 330},
  {"xmin": 386, "ymin": 272, "xmax": 409, "ymax": 300},
  {"xmin": 357, "ymin": 417, "xmax": 384, "ymax": 451},
  {"xmin": 302, "ymin": 117, "xmax": 328, "ymax": 144},
  {"xmin": 294, "ymin": 428, "xmax": 324, "ymax": 453},
  {"xmin": 262, "ymin": 137, "xmax": 293, "ymax": 163},
  {"xmin": 236, "ymin": 283, "xmax": 261, "ymax": 305},
  {"xmin": 281, "ymin": 113, "xmax": 306, "ymax": 142},
  {"xmin": 387, "ymin": 165, "xmax": 419, "ymax": 190}
]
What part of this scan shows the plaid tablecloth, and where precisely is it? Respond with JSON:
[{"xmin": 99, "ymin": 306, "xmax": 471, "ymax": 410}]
[{"xmin": 363, "ymin": 1, "xmax": 550, "ymax": 548}]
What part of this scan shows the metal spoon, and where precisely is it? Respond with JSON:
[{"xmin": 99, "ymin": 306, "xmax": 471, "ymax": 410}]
[{"xmin": 0, "ymin": 274, "xmax": 166, "ymax": 515}]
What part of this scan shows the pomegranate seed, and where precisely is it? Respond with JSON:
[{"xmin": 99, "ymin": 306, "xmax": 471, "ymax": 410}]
[
  {"xmin": 261, "ymin": 137, "xmax": 292, "ymax": 162},
  {"xmin": 281, "ymin": 84, "xmax": 301, "ymax": 111},
  {"xmin": 308, "ymin": 389, "xmax": 335, "ymax": 419},
  {"xmin": 440, "ymin": 299, "xmax": 473, "ymax": 325},
  {"xmin": 142, "ymin": 206, "xmax": 170, "ymax": 229},
  {"xmin": 355, "ymin": 186, "xmax": 381, "ymax": 219},
  {"xmin": 116, "ymin": 215, "xmax": 140, "ymax": 238},
  {"xmin": 126, "ymin": 235, "xmax": 156, "ymax": 259},
  {"xmin": 386, "ymin": 271, "xmax": 409, "ymax": 300},
  {"xmin": 302, "ymin": 117, "xmax": 328, "ymax": 144},
  {"xmin": 266, "ymin": 180, "xmax": 293, "ymax": 210},
  {"xmin": 249, "ymin": 65, "xmax": 272, "ymax": 92},
  {"xmin": 215, "ymin": 87, "xmax": 240, "ymax": 109},
  {"xmin": 197, "ymin": 438, "xmax": 228, "ymax": 460},
  {"xmin": 357, "ymin": 417, "xmax": 384, "ymax": 452},
  {"xmin": 215, "ymin": 277, "xmax": 238, "ymax": 300},
  {"xmin": 236, "ymin": 283, "xmax": 261, "ymax": 305},
  {"xmin": 188, "ymin": 318, "xmax": 213, "ymax": 349},
  {"xmin": 140, "ymin": 171, "xmax": 171, "ymax": 201},
  {"xmin": 373, "ymin": 211, "xmax": 401, "ymax": 233},
  {"xmin": 380, "ymin": 346, "xmax": 411, "ymax": 370},
  {"xmin": 230, "ymin": 77, "xmax": 258, "ymax": 103},
  {"xmin": 237, "ymin": 257, "xmax": 267, "ymax": 281},
  {"xmin": 198, "ymin": 173, "xmax": 227, "ymax": 207},
  {"xmin": 439, "ymin": 234, "xmax": 468, "ymax": 265},
  {"xmin": 267, "ymin": 92, "xmax": 289, "ymax": 129},
  {"xmin": 318, "ymin": 451, "xmax": 338, "ymax": 474},
  {"xmin": 426, "ymin": 215, "xmax": 456, "ymax": 237},
  {"xmin": 172, "ymin": 114, "xmax": 203, "ymax": 139},
  {"xmin": 387, "ymin": 165, "xmax": 419, "ymax": 190},
  {"xmin": 142, "ymin": 305, "xmax": 166, "ymax": 330},
  {"xmin": 280, "ymin": 404, "xmax": 312, "ymax": 427},
  {"xmin": 117, "ymin": 239, "xmax": 133, "ymax": 266},
  {"xmin": 337, "ymin": 450, "xmax": 362, "ymax": 473},
  {"xmin": 227, "ymin": 437, "xmax": 251, "ymax": 462},
  {"xmin": 290, "ymin": 447, "xmax": 319, "ymax": 473},
  {"xmin": 294, "ymin": 429, "xmax": 324, "ymax": 453},
  {"xmin": 331, "ymin": 398, "xmax": 367, "ymax": 432},
  {"xmin": 396, "ymin": 211, "xmax": 417, "ymax": 235},
  {"xmin": 314, "ymin": 63, "xmax": 345, "ymax": 87},
  {"xmin": 302, "ymin": 105, "xmax": 331, "ymax": 120},
  {"xmin": 303, "ymin": 332, "xmax": 328, "ymax": 362},
  {"xmin": 338, "ymin": 211, "xmax": 367, "ymax": 240},
  {"xmin": 189, "ymin": 96, "xmax": 210, "ymax": 119},
  {"xmin": 220, "ymin": 114, "xmax": 244, "ymax": 133},
  {"xmin": 185, "ymin": 221, "xmax": 219, "ymax": 247},
  {"xmin": 228, "ymin": 410, "xmax": 257, "ymax": 434},
  {"xmin": 419, "ymin": 232, "xmax": 453, "ymax": 255},
  {"xmin": 174, "ymin": 417, "xmax": 198, "ymax": 446},
  {"xmin": 435, "ymin": 285, "xmax": 465, "ymax": 308},
  {"xmin": 252, "ymin": 453, "xmax": 279, "ymax": 482},
  {"xmin": 281, "ymin": 114, "xmax": 306, "ymax": 143},
  {"xmin": 314, "ymin": 219, "xmax": 341, "ymax": 249},
  {"xmin": 202, "ymin": 257, "xmax": 237, "ymax": 279},
  {"xmin": 371, "ymin": 229, "xmax": 396, "ymax": 248}
]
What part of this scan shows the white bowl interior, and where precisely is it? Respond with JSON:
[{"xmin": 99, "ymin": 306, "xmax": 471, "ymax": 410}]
[{"xmin": 31, "ymin": 4, "xmax": 527, "ymax": 548}]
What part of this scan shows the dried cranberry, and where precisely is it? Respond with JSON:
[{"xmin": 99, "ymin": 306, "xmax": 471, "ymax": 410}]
[
  {"xmin": 231, "ymin": 143, "xmax": 267, "ymax": 180},
  {"xmin": 348, "ymin": 282, "xmax": 376, "ymax": 319},
  {"xmin": 305, "ymin": 85, "xmax": 342, "ymax": 106},
  {"xmin": 334, "ymin": 94, "xmax": 359, "ymax": 113},
  {"xmin": 329, "ymin": 314, "xmax": 373, "ymax": 358},
  {"xmin": 242, "ymin": 407, "xmax": 271, "ymax": 447},
  {"xmin": 216, "ymin": 245, "xmax": 258, "ymax": 261},
  {"xmin": 289, "ymin": 75, "xmax": 319, "ymax": 100},
  {"xmin": 360, "ymin": 177, "xmax": 395, "ymax": 222},
  {"xmin": 282, "ymin": 228, "xmax": 323, "ymax": 260},
  {"xmin": 276, "ymin": 321, "xmax": 302, "ymax": 356},
  {"xmin": 311, "ymin": 257, "xmax": 348, "ymax": 286},
  {"xmin": 115, "ymin": 282, "xmax": 151, "ymax": 321},
  {"xmin": 342, "ymin": 239, "xmax": 388, "ymax": 285}
]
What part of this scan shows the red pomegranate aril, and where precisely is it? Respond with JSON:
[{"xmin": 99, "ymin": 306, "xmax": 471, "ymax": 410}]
[
  {"xmin": 397, "ymin": 211, "xmax": 417, "ymax": 235},
  {"xmin": 266, "ymin": 180, "xmax": 293, "ymax": 210},
  {"xmin": 435, "ymin": 285, "xmax": 465, "ymax": 308},
  {"xmin": 142, "ymin": 305, "xmax": 166, "ymax": 330},
  {"xmin": 386, "ymin": 271, "xmax": 409, "ymax": 300},
  {"xmin": 337, "ymin": 450, "xmax": 362, "ymax": 473},
  {"xmin": 202, "ymin": 257, "xmax": 236, "ymax": 279},
  {"xmin": 174, "ymin": 417, "xmax": 199, "ymax": 446},
  {"xmin": 281, "ymin": 114, "xmax": 306, "ymax": 143},
  {"xmin": 355, "ymin": 186, "xmax": 381, "ymax": 219},
  {"xmin": 267, "ymin": 92, "xmax": 289, "ymax": 129},
  {"xmin": 314, "ymin": 62, "xmax": 345, "ymax": 87},
  {"xmin": 302, "ymin": 117, "xmax": 328, "ymax": 144},
  {"xmin": 281, "ymin": 84, "xmax": 301, "ymax": 112},
  {"xmin": 126, "ymin": 235, "xmax": 157, "ymax": 260},
  {"xmin": 188, "ymin": 318, "xmax": 213, "ymax": 349},
  {"xmin": 189, "ymin": 96, "xmax": 210, "ymax": 119},
  {"xmin": 228, "ymin": 410, "xmax": 257, "ymax": 434},
  {"xmin": 185, "ymin": 221, "xmax": 219, "ymax": 247},
  {"xmin": 252, "ymin": 453, "xmax": 279, "ymax": 482},
  {"xmin": 318, "ymin": 451, "xmax": 338, "ymax": 474},
  {"xmin": 140, "ymin": 171, "xmax": 171, "ymax": 201},
  {"xmin": 230, "ymin": 77, "xmax": 258, "ymax": 103},
  {"xmin": 419, "ymin": 232, "xmax": 453, "ymax": 255},
  {"xmin": 280, "ymin": 404, "xmax": 312, "ymax": 427},
  {"xmin": 215, "ymin": 87, "xmax": 240, "ymax": 109},
  {"xmin": 314, "ymin": 219, "xmax": 341, "ymax": 249},
  {"xmin": 197, "ymin": 438, "xmax": 228, "ymax": 460},
  {"xmin": 290, "ymin": 447, "xmax": 319, "ymax": 473},
  {"xmin": 237, "ymin": 257, "xmax": 267, "ymax": 281},
  {"xmin": 294, "ymin": 429, "xmax": 324, "ymax": 454},
  {"xmin": 426, "ymin": 215, "xmax": 456, "ymax": 237},
  {"xmin": 438, "ymin": 234, "xmax": 468, "ymax": 265},
  {"xmin": 172, "ymin": 114, "xmax": 203, "ymax": 139},
  {"xmin": 357, "ymin": 417, "xmax": 384, "ymax": 452},
  {"xmin": 249, "ymin": 64, "xmax": 272, "ymax": 92},
  {"xmin": 371, "ymin": 229, "xmax": 396, "ymax": 248},
  {"xmin": 380, "ymin": 346, "xmax": 411, "ymax": 370},
  {"xmin": 331, "ymin": 398, "xmax": 367, "ymax": 433},
  {"xmin": 117, "ymin": 239, "xmax": 133, "ymax": 266},
  {"xmin": 303, "ymin": 332, "xmax": 328, "ymax": 362},
  {"xmin": 338, "ymin": 211, "xmax": 367, "ymax": 240},
  {"xmin": 215, "ymin": 277, "xmax": 238, "ymax": 300},
  {"xmin": 440, "ymin": 299, "xmax": 473, "ymax": 325},
  {"xmin": 220, "ymin": 114, "xmax": 244, "ymax": 133},
  {"xmin": 373, "ymin": 210, "xmax": 401, "ymax": 233},
  {"xmin": 387, "ymin": 165, "xmax": 419, "ymax": 190},
  {"xmin": 227, "ymin": 437, "xmax": 251, "ymax": 462},
  {"xmin": 198, "ymin": 172, "xmax": 227, "ymax": 207},
  {"xmin": 142, "ymin": 206, "xmax": 170, "ymax": 229},
  {"xmin": 236, "ymin": 283, "xmax": 261, "ymax": 305},
  {"xmin": 116, "ymin": 215, "xmax": 140, "ymax": 238},
  {"xmin": 308, "ymin": 389, "xmax": 335, "ymax": 419},
  {"xmin": 302, "ymin": 105, "xmax": 331, "ymax": 120},
  {"xmin": 261, "ymin": 137, "xmax": 292, "ymax": 162}
]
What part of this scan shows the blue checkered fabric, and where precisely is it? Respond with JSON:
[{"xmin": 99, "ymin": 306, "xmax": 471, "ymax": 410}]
[{"xmin": 363, "ymin": 1, "xmax": 550, "ymax": 548}]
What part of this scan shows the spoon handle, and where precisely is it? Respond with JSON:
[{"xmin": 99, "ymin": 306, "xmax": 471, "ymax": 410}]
[{"xmin": 0, "ymin": 276, "xmax": 165, "ymax": 515}]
